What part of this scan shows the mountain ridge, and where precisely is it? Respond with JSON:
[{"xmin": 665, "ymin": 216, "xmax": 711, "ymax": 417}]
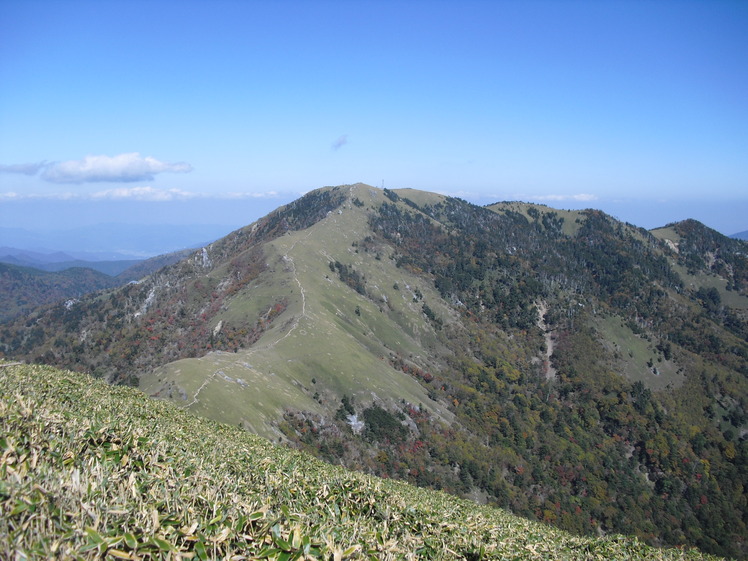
[
  {"xmin": 2, "ymin": 183, "xmax": 747, "ymax": 558},
  {"xmin": 0, "ymin": 252, "xmax": 142, "ymax": 276},
  {"xmin": 0, "ymin": 249, "xmax": 195, "ymax": 324}
]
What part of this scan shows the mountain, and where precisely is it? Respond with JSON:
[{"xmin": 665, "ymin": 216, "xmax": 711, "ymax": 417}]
[
  {"xmin": 1, "ymin": 361, "xmax": 721, "ymax": 561},
  {"xmin": 0, "ymin": 247, "xmax": 79, "ymax": 264},
  {"xmin": 732, "ymin": 230, "xmax": 748, "ymax": 241},
  {"xmin": 2, "ymin": 184, "xmax": 746, "ymax": 559},
  {"xmin": 0, "ymin": 248, "xmax": 142, "ymax": 276},
  {"xmin": 114, "ymin": 248, "xmax": 194, "ymax": 283},
  {"xmin": 0, "ymin": 262, "xmax": 119, "ymax": 324},
  {"xmin": 0, "ymin": 249, "xmax": 193, "ymax": 323},
  {"xmin": 652, "ymin": 219, "xmax": 748, "ymax": 309}
]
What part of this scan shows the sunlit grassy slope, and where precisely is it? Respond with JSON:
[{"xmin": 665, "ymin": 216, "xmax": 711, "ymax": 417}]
[
  {"xmin": 140, "ymin": 184, "xmax": 455, "ymax": 440},
  {"xmin": 0, "ymin": 362, "xmax": 722, "ymax": 560},
  {"xmin": 651, "ymin": 226, "xmax": 748, "ymax": 310},
  {"xmin": 485, "ymin": 202, "xmax": 586, "ymax": 237},
  {"xmin": 592, "ymin": 313, "xmax": 684, "ymax": 390}
]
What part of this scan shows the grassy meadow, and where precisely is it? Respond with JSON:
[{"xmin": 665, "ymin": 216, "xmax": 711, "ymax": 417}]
[{"xmin": 1, "ymin": 361, "xmax": 724, "ymax": 560}]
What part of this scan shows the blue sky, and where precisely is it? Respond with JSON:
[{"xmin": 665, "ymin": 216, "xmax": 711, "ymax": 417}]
[{"xmin": 1, "ymin": 0, "xmax": 747, "ymax": 240}]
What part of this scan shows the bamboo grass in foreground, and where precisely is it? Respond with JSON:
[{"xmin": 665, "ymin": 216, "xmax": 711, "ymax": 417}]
[{"xmin": 0, "ymin": 362, "xmax": 724, "ymax": 560}]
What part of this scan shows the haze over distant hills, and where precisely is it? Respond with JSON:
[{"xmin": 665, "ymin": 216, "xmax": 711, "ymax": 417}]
[
  {"xmin": 0, "ymin": 249, "xmax": 194, "ymax": 324},
  {"xmin": 0, "ymin": 223, "xmax": 238, "ymax": 260},
  {"xmin": 3, "ymin": 184, "xmax": 745, "ymax": 261},
  {"xmin": 0, "ymin": 223, "xmax": 237, "ymax": 322}
]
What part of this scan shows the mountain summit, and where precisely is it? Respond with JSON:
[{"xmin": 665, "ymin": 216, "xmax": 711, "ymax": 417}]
[{"xmin": 3, "ymin": 184, "xmax": 747, "ymax": 558}]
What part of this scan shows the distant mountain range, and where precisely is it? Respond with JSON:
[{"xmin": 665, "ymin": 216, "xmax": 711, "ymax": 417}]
[
  {"xmin": 0, "ymin": 223, "xmax": 237, "ymax": 321},
  {"xmin": 732, "ymin": 230, "xmax": 748, "ymax": 240},
  {"xmin": 2, "ymin": 184, "xmax": 747, "ymax": 559},
  {"xmin": 0, "ymin": 223, "xmax": 237, "ymax": 260},
  {"xmin": 0, "ymin": 249, "xmax": 193, "ymax": 323},
  {"xmin": 0, "ymin": 247, "xmax": 142, "ymax": 276}
]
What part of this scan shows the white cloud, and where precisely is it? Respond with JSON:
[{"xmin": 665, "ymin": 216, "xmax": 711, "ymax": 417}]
[
  {"xmin": 90, "ymin": 186, "xmax": 198, "ymax": 201},
  {"xmin": 40, "ymin": 153, "xmax": 193, "ymax": 184},
  {"xmin": 530, "ymin": 193, "xmax": 598, "ymax": 202},
  {"xmin": 88, "ymin": 189, "xmax": 290, "ymax": 201},
  {"xmin": 219, "ymin": 191, "xmax": 283, "ymax": 199},
  {"xmin": 0, "ymin": 190, "xmax": 79, "ymax": 201},
  {"xmin": 0, "ymin": 188, "xmax": 290, "ymax": 202}
]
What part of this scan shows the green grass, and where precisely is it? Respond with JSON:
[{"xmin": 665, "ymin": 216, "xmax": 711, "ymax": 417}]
[
  {"xmin": 140, "ymin": 185, "xmax": 455, "ymax": 438},
  {"xmin": 670, "ymin": 260, "xmax": 748, "ymax": 310},
  {"xmin": 592, "ymin": 314, "xmax": 684, "ymax": 391},
  {"xmin": 650, "ymin": 226, "xmax": 680, "ymax": 242},
  {"xmin": 1, "ymin": 362, "xmax": 724, "ymax": 560},
  {"xmin": 650, "ymin": 226, "xmax": 748, "ymax": 310},
  {"xmin": 485, "ymin": 202, "xmax": 586, "ymax": 237},
  {"xmin": 394, "ymin": 188, "xmax": 448, "ymax": 208}
]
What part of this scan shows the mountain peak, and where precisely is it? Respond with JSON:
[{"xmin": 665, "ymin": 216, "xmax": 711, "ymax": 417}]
[{"xmin": 3, "ymin": 186, "xmax": 747, "ymax": 558}]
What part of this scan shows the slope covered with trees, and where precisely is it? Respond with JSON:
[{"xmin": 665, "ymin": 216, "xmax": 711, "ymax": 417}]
[
  {"xmin": 282, "ymin": 190, "xmax": 747, "ymax": 558},
  {"xmin": 0, "ymin": 249, "xmax": 194, "ymax": 324},
  {"xmin": 0, "ymin": 263, "xmax": 118, "ymax": 323},
  {"xmin": 0, "ymin": 188, "xmax": 346, "ymax": 383},
  {"xmin": 1, "ymin": 185, "xmax": 746, "ymax": 558},
  {"xmin": 2, "ymin": 361, "xmax": 724, "ymax": 560}
]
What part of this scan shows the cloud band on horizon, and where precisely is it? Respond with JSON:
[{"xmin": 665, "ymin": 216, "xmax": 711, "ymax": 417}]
[
  {"xmin": 0, "ymin": 153, "xmax": 193, "ymax": 184},
  {"xmin": 0, "ymin": 162, "xmax": 47, "ymax": 176},
  {"xmin": 529, "ymin": 193, "xmax": 598, "ymax": 202},
  {"xmin": 0, "ymin": 186, "xmax": 289, "ymax": 202}
]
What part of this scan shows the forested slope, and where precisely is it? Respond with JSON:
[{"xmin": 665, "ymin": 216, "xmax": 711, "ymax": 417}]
[
  {"xmin": 1, "ymin": 185, "xmax": 746, "ymax": 558},
  {"xmin": 0, "ymin": 263, "xmax": 118, "ymax": 323}
]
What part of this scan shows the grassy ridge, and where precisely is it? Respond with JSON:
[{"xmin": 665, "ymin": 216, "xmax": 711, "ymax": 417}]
[
  {"xmin": 142, "ymin": 185, "xmax": 454, "ymax": 438},
  {"xmin": 0, "ymin": 362, "xmax": 721, "ymax": 560}
]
